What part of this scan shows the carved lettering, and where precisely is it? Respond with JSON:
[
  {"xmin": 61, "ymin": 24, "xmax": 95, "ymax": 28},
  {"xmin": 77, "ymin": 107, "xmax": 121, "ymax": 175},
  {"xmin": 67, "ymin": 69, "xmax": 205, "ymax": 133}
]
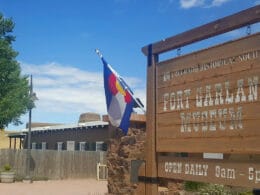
[
  {"xmin": 204, "ymin": 85, "xmax": 213, "ymax": 107},
  {"xmin": 180, "ymin": 113, "xmax": 191, "ymax": 132},
  {"xmin": 215, "ymin": 83, "xmax": 224, "ymax": 105},
  {"xmin": 248, "ymin": 76, "xmax": 258, "ymax": 102},
  {"xmin": 170, "ymin": 92, "xmax": 176, "ymax": 110},
  {"xmin": 225, "ymin": 81, "xmax": 234, "ymax": 104},
  {"xmin": 193, "ymin": 112, "xmax": 200, "ymax": 132},
  {"xmin": 162, "ymin": 50, "xmax": 259, "ymax": 81},
  {"xmin": 209, "ymin": 109, "xmax": 217, "ymax": 131},
  {"xmin": 218, "ymin": 108, "xmax": 227, "ymax": 130},
  {"xmin": 215, "ymin": 165, "xmax": 235, "ymax": 179},
  {"xmin": 179, "ymin": 107, "xmax": 243, "ymax": 132},
  {"xmin": 184, "ymin": 89, "xmax": 191, "ymax": 109},
  {"xmin": 163, "ymin": 93, "xmax": 169, "ymax": 111},
  {"xmin": 235, "ymin": 79, "xmax": 246, "ymax": 103},
  {"xmin": 196, "ymin": 87, "xmax": 203, "ymax": 107}
]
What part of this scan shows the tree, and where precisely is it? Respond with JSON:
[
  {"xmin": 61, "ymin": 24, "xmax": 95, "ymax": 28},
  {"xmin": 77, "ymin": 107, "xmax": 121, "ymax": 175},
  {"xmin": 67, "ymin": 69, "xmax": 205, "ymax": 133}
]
[{"xmin": 0, "ymin": 13, "xmax": 32, "ymax": 129}]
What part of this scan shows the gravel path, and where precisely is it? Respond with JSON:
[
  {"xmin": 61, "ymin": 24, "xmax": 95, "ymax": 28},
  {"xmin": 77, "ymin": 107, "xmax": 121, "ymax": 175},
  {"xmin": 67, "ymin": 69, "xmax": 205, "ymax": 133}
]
[{"xmin": 0, "ymin": 179, "xmax": 108, "ymax": 195}]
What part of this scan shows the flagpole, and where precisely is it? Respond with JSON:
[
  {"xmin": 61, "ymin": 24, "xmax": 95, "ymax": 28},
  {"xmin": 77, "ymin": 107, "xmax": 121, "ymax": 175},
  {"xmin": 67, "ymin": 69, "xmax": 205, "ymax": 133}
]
[{"xmin": 95, "ymin": 49, "xmax": 146, "ymax": 113}]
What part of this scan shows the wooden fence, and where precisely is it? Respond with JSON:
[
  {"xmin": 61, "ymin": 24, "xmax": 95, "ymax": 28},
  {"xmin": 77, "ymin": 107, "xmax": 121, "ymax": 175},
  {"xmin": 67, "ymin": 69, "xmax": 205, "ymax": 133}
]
[{"xmin": 0, "ymin": 149, "xmax": 106, "ymax": 180}]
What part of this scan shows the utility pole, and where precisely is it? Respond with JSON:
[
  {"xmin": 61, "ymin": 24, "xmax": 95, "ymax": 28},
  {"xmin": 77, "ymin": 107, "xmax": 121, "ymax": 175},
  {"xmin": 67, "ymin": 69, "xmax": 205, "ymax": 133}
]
[{"xmin": 24, "ymin": 75, "xmax": 37, "ymax": 183}]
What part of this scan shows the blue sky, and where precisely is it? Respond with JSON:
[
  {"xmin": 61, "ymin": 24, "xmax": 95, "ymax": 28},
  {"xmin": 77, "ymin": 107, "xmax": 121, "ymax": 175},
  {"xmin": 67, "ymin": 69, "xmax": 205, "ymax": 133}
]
[{"xmin": 1, "ymin": 0, "xmax": 259, "ymax": 130}]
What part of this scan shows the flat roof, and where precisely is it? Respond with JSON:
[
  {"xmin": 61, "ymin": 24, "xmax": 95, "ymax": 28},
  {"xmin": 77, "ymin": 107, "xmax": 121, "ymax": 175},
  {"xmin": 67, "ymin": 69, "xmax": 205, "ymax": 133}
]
[
  {"xmin": 21, "ymin": 121, "xmax": 109, "ymax": 133},
  {"xmin": 5, "ymin": 131, "xmax": 27, "ymax": 138}
]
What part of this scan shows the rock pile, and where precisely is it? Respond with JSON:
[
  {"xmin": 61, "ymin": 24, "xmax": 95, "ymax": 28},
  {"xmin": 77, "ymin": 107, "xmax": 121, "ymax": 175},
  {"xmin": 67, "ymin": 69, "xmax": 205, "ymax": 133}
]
[{"xmin": 106, "ymin": 128, "xmax": 146, "ymax": 194}]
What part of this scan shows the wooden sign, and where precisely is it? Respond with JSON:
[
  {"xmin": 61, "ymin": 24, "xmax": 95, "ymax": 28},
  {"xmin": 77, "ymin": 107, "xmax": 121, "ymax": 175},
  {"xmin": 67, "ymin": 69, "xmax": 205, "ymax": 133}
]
[
  {"xmin": 156, "ymin": 33, "xmax": 260, "ymax": 153},
  {"xmin": 158, "ymin": 155, "xmax": 260, "ymax": 188}
]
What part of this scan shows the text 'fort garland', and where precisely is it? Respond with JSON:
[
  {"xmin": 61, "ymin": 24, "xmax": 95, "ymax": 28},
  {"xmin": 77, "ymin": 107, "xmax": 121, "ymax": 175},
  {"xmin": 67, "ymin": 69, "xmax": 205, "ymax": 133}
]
[{"xmin": 162, "ymin": 50, "xmax": 259, "ymax": 133}]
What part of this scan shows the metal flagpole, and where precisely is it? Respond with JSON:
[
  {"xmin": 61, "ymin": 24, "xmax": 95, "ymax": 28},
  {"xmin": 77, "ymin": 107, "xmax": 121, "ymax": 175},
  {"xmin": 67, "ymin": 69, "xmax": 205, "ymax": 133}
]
[{"xmin": 95, "ymin": 49, "xmax": 146, "ymax": 113}]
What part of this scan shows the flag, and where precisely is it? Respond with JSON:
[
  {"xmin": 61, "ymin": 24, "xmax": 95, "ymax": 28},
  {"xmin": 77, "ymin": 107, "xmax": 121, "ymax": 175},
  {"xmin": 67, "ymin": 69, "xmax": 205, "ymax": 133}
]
[{"xmin": 102, "ymin": 57, "xmax": 134, "ymax": 135}]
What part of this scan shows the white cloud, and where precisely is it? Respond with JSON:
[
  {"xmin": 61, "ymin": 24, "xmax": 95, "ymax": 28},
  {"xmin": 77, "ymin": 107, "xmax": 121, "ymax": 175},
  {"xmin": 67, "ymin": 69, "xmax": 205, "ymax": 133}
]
[
  {"xmin": 212, "ymin": 0, "xmax": 229, "ymax": 6},
  {"xmin": 21, "ymin": 62, "xmax": 105, "ymax": 114},
  {"xmin": 208, "ymin": 0, "xmax": 230, "ymax": 7},
  {"xmin": 20, "ymin": 62, "xmax": 146, "ymax": 121},
  {"xmin": 180, "ymin": 0, "xmax": 205, "ymax": 9},
  {"xmin": 179, "ymin": 0, "xmax": 230, "ymax": 9}
]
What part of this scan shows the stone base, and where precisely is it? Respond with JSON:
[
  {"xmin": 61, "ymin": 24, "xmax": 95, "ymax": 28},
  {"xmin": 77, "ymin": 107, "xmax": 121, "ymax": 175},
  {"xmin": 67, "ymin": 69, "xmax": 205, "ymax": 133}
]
[
  {"xmin": 107, "ymin": 128, "xmax": 146, "ymax": 194},
  {"xmin": 1, "ymin": 172, "xmax": 15, "ymax": 183}
]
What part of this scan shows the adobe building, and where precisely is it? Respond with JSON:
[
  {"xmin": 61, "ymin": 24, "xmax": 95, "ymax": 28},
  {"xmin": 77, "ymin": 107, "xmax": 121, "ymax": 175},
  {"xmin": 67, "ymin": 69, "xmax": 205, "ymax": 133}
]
[{"xmin": 7, "ymin": 112, "xmax": 146, "ymax": 151}]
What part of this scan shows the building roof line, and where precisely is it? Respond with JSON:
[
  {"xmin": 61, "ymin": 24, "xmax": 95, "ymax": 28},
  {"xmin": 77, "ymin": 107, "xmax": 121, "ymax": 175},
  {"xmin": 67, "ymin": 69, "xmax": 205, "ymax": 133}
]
[{"xmin": 22, "ymin": 121, "xmax": 109, "ymax": 133}]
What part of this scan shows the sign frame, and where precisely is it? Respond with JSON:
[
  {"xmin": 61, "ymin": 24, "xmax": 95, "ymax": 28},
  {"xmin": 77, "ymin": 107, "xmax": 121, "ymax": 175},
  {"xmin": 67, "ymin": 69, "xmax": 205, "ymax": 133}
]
[
  {"xmin": 156, "ymin": 34, "xmax": 260, "ymax": 154},
  {"xmin": 141, "ymin": 5, "xmax": 260, "ymax": 193}
]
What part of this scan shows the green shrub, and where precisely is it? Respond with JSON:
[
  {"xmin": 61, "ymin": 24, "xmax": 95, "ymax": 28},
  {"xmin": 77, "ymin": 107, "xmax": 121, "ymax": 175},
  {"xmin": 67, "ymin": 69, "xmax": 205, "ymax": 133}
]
[
  {"xmin": 198, "ymin": 184, "xmax": 232, "ymax": 195},
  {"xmin": 184, "ymin": 181, "xmax": 253, "ymax": 195},
  {"xmin": 14, "ymin": 175, "xmax": 24, "ymax": 182},
  {"xmin": 239, "ymin": 192, "xmax": 253, "ymax": 195},
  {"xmin": 31, "ymin": 176, "xmax": 49, "ymax": 181},
  {"xmin": 184, "ymin": 181, "xmax": 207, "ymax": 192},
  {"xmin": 3, "ymin": 164, "xmax": 11, "ymax": 171}
]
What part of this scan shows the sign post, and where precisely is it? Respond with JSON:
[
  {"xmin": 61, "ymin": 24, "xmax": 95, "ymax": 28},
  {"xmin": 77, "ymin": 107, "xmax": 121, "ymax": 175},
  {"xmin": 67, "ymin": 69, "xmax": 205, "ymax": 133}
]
[
  {"xmin": 141, "ymin": 5, "xmax": 260, "ymax": 194},
  {"xmin": 144, "ymin": 46, "xmax": 158, "ymax": 194}
]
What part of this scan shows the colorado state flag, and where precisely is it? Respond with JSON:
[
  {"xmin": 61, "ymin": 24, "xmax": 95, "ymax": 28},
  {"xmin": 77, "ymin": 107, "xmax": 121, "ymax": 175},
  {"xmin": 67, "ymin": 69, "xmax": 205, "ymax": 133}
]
[{"xmin": 102, "ymin": 57, "xmax": 134, "ymax": 135}]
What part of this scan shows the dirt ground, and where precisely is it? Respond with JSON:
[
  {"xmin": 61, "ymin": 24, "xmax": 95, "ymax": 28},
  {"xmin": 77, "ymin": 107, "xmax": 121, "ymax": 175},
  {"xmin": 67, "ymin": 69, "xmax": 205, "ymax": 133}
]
[{"xmin": 0, "ymin": 179, "xmax": 108, "ymax": 195}]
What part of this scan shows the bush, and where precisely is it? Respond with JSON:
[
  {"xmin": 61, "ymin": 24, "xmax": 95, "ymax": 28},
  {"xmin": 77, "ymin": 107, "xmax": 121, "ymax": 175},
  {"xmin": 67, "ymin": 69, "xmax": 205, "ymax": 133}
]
[
  {"xmin": 184, "ymin": 181, "xmax": 207, "ymax": 192},
  {"xmin": 14, "ymin": 175, "xmax": 24, "ymax": 182},
  {"xmin": 198, "ymin": 184, "xmax": 232, "ymax": 195},
  {"xmin": 31, "ymin": 176, "xmax": 49, "ymax": 181},
  {"xmin": 3, "ymin": 164, "xmax": 11, "ymax": 171}
]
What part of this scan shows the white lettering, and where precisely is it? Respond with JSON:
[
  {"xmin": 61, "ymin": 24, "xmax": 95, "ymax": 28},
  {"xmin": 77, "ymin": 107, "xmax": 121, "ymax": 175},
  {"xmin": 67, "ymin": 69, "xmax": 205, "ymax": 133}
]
[
  {"xmin": 225, "ymin": 81, "xmax": 234, "ymax": 104},
  {"xmin": 209, "ymin": 110, "xmax": 217, "ymax": 131},
  {"xmin": 162, "ymin": 50, "xmax": 259, "ymax": 81},
  {"xmin": 184, "ymin": 163, "xmax": 208, "ymax": 176},
  {"xmin": 201, "ymin": 111, "xmax": 208, "ymax": 131},
  {"xmin": 170, "ymin": 92, "xmax": 176, "ymax": 110},
  {"xmin": 163, "ymin": 93, "xmax": 169, "ymax": 111},
  {"xmin": 248, "ymin": 167, "xmax": 260, "ymax": 183},
  {"xmin": 229, "ymin": 107, "xmax": 243, "ymax": 130},
  {"xmin": 184, "ymin": 89, "xmax": 191, "ymax": 109},
  {"xmin": 196, "ymin": 87, "xmax": 203, "ymax": 107},
  {"xmin": 248, "ymin": 76, "xmax": 258, "ymax": 102},
  {"xmin": 165, "ymin": 162, "xmax": 182, "ymax": 173},
  {"xmin": 177, "ymin": 91, "xmax": 184, "ymax": 110},
  {"xmin": 193, "ymin": 112, "xmax": 200, "ymax": 132},
  {"xmin": 249, "ymin": 167, "xmax": 254, "ymax": 181},
  {"xmin": 163, "ymin": 75, "xmax": 258, "ymax": 112},
  {"xmin": 215, "ymin": 165, "xmax": 235, "ymax": 179},
  {"xmin": 235, "ymin": 79, "xmax": 246, "ymax": 103},
  {"xmin": 218, "ymin": 108, "xmax": 227, "ymax": 130},
  {"xmin": 180, "ymin": 113, "xmax": 191, "ymax": 132},
  {"xmin": 180, "ymin": 107, "xmax": 243, "ymax": 132},
  {"xmin": 204, "ymin": 85, "xmax": 213, "ymax": 107},
  {"xmin": 215, "ymin": 83, "xmax": 224, "ymax": 105},
  {"xmin": 163, "ymin": 72, "xmax": 170, "ymax": 82}
]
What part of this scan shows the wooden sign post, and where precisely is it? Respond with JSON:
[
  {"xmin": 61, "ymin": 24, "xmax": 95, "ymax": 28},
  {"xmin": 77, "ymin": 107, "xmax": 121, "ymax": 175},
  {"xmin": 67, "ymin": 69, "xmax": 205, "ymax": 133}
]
[{"xmin": 141, "ymin": 5, "xmax": 260, "ymax": 194}]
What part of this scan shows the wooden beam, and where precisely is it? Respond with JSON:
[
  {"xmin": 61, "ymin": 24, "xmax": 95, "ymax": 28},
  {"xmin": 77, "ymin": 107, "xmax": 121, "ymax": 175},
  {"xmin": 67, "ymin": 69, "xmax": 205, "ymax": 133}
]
[
  {"xmin": 19, "ymin": 138, "xmax": 22, "ymax": 149},
  {"xmin": 14, "ymin": 138, "xmax": 16, "ymax": 149},
  {"xmin": 9, "ymin": 137, "xmax": 11, "ymax": 149},
  {"xmin": 142, "ymin": 5, "xmax": 260, "ymax": 56},
  {"xmin": 145, "ymin": 49, "xmax": 158, "ymax": 194}
]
